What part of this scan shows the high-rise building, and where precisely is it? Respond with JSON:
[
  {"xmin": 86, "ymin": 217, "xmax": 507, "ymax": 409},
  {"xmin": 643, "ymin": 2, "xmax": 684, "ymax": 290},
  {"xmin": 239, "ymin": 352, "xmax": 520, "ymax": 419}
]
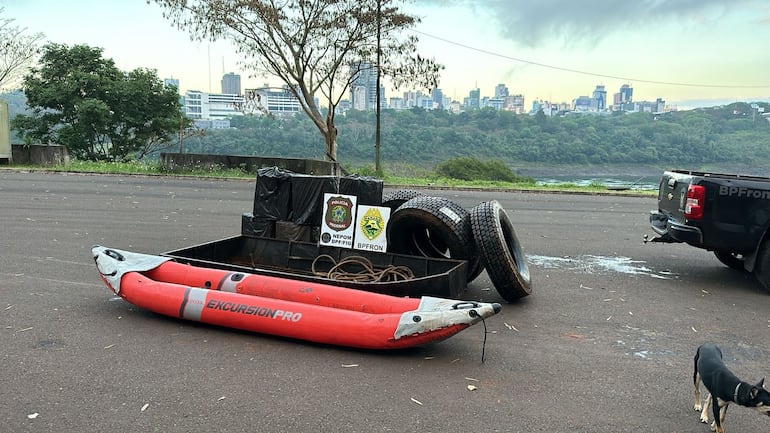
[
  {"xmin": 389, "ymin": 97, "xmax": 405, "ymax": 110},
  {"xmin": 611, "ymin": 84, "xmax": 634, "ymax": 111},
  {"xmin": 494, "ymin": 84, "xmax": 509, "ymax": 98},
  {"xmin": 221, "ymin": 72, "xmax": 242, "ymax": 95},
  {"xmin": 164, "ymin": 78, "xmax": 180, "ymax": 91},
  {"xmin": 504, "ymin": 94, "xmax": 525, "ymax": 114},
  {"xmin": 654, "ymin": 97, "xmax": 666, "ymax": 113},
  {"xmin": 574, "ymin": 95, "xmax": 592, "ymax": 111},
  {"xmin": 432, "ymin": 88, "xmax": 444, "ymax": 109},
  {"xmin": 618, "ymin": 84, "xmax": 633, "ymax": 111},
  {"xmin": 378, "ymin": 86, "xmax": 386, "ymax": 110},
  {"xmin": 592, "ymin": 85, "xmax": 607, "ymax": 110},
  {"xmin": 479, "ymin": 96, "xmax": 498, "ymax": 110},
  {"xmin": 467, "ymin": 88, "xmax": 480, "ymax": 109},
  {"xmin": 402, "ymin": 90, "xmax": 427, "ymax": 109},
  {"xmin": 619, "ymin": 84, "xmax": 633, "ymax": 103},
  {"xmin": 350, "ymin": 62, "xmax": 380, "ymax": 111}
]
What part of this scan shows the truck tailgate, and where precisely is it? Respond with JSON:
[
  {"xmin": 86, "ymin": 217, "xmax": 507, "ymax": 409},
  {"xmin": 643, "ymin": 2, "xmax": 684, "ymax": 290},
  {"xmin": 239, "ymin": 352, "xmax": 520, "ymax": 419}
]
[{"xmin": 656, "ymin": 171, "xmax": 691, "ymax": 221}]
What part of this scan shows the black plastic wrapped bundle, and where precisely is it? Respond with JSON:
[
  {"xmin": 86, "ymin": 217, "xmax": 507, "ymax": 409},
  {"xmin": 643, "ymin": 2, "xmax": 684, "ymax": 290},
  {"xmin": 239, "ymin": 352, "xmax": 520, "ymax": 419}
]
[
  {"xmin": 290, "ymin": 174, "xmax": 339, "ymax": 226},
  {"xmin": 253, "ymin": 167, "xmax": 293, "ymax": 220},
  {"xmin": 339, "ymin": 174, "xmax": 383, "ymax": 206},
  {"xmin": 241, "ymin": 212, "xmax": 276, "ymax": 238}
]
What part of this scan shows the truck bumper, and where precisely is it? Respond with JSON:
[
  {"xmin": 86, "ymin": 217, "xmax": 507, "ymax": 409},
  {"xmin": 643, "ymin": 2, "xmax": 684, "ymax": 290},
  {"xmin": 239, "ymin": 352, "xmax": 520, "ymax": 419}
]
[{"xmin": 649, "ymin": 210, "xmax": 703, "ymax": 244}]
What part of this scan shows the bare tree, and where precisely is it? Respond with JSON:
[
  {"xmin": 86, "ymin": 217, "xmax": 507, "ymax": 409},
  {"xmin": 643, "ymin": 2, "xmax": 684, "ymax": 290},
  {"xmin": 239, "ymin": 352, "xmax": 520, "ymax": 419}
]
[
  {"xmin": 152, "ymin": 0, "xmax": 442, "ymax": 167},
  {"xmin": 0, "ymin": 7, "xmax": 43, "ymax": 90}
]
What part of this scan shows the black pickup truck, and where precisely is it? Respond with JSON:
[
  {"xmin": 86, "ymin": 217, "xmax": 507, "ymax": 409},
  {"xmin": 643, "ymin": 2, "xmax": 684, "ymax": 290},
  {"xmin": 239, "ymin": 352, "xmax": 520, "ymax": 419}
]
[{"xmin": 648, "ymin": 169, "xmax": 770, "ymax": 291}]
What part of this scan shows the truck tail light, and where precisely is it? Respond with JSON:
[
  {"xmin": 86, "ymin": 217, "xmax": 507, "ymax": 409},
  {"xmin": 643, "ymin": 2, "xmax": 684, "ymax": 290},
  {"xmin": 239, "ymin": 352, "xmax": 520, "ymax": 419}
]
[{"xmin": 684, "ymin": 185, "xmax": 705, "ymax": 220}]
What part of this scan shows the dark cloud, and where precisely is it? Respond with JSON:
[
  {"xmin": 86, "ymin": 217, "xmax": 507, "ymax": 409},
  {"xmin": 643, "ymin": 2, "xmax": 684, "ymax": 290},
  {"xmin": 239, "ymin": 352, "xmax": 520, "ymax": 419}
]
[{"xmin": 426, "ymin": 0, "xmax": 744, "ymax": 47}]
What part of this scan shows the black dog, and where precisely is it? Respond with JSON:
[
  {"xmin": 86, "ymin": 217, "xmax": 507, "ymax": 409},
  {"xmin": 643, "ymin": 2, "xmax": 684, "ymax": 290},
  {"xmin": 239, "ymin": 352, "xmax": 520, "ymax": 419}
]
[{"xmin": 693, "ymin": 343, "xmax": 770, "ymax": 433}]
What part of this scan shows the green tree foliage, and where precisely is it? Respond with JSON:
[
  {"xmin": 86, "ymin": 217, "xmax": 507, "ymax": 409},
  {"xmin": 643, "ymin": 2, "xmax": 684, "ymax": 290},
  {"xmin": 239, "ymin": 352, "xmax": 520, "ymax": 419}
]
[
  {"xmin": 12, "ymin": 43, "xmax": 187, "ymax": 161},
  {"xmin": 178, "ymin": 102, "xmax": 770, "ymax": 169},
  {"xmin": 436, "ymin": 157, "xmax": 531, "ymax": 182},
  {"xmin": 152, "ymin": 0, "xmax": 441, "ymax": 165}
]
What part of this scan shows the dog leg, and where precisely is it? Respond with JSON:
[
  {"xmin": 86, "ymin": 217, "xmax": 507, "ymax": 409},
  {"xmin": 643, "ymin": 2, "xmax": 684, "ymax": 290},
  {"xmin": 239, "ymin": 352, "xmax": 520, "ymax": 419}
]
[
  {"xmin": 700, "ymin": 394, "xmax": 711, "ymax": 424},
  {"xmin": 694, "ymin": 371, "xmax": 702, "ymax": 411},
  {"xmin": 711, "ymin": 396, "xmax": 726, "ymax": 433},
  {"xmin": 715, "ymin": 401, "xmax": 728, "ymax": 433},
  {"xmin": 694, "ymin": 349, "xmax": 701, "ymax": 411}
]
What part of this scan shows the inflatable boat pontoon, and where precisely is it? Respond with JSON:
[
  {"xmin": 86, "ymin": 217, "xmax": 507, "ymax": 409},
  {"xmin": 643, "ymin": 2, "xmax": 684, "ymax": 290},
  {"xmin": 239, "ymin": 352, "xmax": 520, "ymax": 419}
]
[{"xmin": 92, "ymin": 246, "xmax": 501, "ymax": 350}]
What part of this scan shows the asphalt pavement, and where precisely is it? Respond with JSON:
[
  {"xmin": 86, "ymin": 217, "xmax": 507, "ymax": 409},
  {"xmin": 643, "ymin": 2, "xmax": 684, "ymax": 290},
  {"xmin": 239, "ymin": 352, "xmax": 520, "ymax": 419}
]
[{"xmin": 2, "ymin": 171, "xmax": 769, "ymax": 433}]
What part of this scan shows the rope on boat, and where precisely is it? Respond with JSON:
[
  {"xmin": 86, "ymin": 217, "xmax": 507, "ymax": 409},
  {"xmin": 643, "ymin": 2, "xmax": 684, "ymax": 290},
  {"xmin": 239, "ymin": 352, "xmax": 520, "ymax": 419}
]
[
  {"xmin": 480, "ymin": 314, "xmax": 488, "ymax": 363},
  {"xmin": 311, "ymin": 254, "xmax": 416, "ymax": 283},
  {"xmin": 469, "ymin": 309, "xmax": 488, "ymax": 363}
]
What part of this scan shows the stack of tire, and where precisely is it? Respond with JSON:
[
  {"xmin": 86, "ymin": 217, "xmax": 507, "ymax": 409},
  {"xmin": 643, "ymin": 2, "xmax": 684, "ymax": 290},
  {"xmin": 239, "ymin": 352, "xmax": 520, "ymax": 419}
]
[{"xmin": 383, "ymin": 190, "xmax": 531, "ymax": 302}]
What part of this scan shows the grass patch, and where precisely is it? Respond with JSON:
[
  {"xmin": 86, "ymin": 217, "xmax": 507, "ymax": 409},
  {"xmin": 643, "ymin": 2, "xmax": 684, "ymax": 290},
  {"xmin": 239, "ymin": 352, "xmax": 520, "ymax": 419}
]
[
  {"xmin": 7, "ymin": 159, "xmax": 655, "ymax": 195},
  {"xmin": 45, "ymin": 160, "xmax": 253, "ymax": 178},
  {"xmin": 56, "ymin": 160, "xmax": 163, "ymax": 175}
]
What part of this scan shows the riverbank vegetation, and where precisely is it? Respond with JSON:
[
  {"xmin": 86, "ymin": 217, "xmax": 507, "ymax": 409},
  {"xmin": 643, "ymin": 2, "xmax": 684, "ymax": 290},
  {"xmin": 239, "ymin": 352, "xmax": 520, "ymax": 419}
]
[
  {"xmin": 4, "ymin": 158, "xmax": 653, "ymax": 195},
  {"xmin": 5, "ymin": 83, "xmax": 768, "ymax": 174},
  {"xmin": 175, "ymin": 102, "xmax": 770, "ymax": 172}
]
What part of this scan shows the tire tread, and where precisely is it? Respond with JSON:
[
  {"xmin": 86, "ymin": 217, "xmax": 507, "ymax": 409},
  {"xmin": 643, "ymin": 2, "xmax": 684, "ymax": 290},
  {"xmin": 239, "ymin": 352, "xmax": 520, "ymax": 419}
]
[{"xmin": 470, "ymin": 200, "xmax": 532, "ymax": 301}]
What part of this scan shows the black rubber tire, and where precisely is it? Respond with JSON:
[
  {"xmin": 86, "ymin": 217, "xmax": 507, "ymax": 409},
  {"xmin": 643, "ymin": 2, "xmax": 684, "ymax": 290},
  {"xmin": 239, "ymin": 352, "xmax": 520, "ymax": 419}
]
[
  {"xmin": 387, "ymin": 196, "xmax": 481, "ymax": 282},
  {"xmin": 382, "ymin": 189, "xmax": 449, "ymax": 255},
  {"xmin": 470, "ymin": 200, "xmax": 532, "ymax": 301},
  {"xmin": 713, "ymin": 250, "xmax": 747, "ymax": 272},
  {"xmin": 381, "ymin": 189, "xmax": 426, "ymax": 211},
  {"xmin": 753, "ymin": 240, "xmax": 770, "ymax": 292}
]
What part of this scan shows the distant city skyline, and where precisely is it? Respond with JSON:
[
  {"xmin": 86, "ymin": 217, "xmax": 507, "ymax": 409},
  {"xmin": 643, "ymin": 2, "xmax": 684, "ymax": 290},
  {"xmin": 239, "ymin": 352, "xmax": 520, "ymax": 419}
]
[
  {"xmin": 3, "ymin": 1, "xmax": 770, "ymax": 110},
  {"xmin": 200, "ymin": 70, "xmax": 661, "ymax": 115},
  {"xmin": 166, "ymin": 54, "xmax": 674, "ymax": 115},
  {"xmin": 178, "ymin": 72, "xmax": 670, "ymax": 127}
]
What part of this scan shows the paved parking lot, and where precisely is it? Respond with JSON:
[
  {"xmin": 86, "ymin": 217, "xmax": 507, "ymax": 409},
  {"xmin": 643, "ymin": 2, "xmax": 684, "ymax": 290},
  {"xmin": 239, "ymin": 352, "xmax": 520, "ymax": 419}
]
[{"xmin": 2, "ymin": 171, "xmax": 769, "ymax": 432}]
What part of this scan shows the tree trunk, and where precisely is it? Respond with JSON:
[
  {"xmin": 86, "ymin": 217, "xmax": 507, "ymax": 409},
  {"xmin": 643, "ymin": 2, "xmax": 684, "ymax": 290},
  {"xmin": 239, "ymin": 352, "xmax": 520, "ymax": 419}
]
[
  {"xmin": 325, "ymin": 113, "xmax": 337, "ymax": 162},
  {"xmin": 324, "ymin": 112, "xmax": 339, "ymax": 176}
]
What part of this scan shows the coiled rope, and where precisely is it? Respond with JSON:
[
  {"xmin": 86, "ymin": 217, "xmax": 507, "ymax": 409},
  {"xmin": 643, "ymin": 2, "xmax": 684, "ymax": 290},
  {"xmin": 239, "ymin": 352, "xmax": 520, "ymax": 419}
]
[{"xmin": 311, "ymin": 254, "xmax": 415, "ymax": 283}]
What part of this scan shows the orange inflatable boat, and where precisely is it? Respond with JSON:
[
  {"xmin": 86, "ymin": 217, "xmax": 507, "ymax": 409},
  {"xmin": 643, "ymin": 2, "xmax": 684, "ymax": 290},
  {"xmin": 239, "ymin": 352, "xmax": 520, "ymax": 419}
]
[{"xmin": 92, "ymin": 246, "xmax": 501, "ymax": 349}]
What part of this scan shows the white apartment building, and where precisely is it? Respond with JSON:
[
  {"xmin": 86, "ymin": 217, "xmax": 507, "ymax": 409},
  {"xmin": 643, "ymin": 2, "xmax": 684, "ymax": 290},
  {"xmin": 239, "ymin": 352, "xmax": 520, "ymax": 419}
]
[
  {"xmin": 184, "ymin": 90, "xmax": 244, "ymax": 122},
  {"xmin": 243, "ymin": 86, "xmax": 302, "ymax": 116}
]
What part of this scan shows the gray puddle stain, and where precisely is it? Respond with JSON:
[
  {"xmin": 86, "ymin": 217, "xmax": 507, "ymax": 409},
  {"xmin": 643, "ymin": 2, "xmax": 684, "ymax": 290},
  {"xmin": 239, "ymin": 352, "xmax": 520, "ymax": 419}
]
[
  {"xmin": 526, "ymin": 254, "xmax": 674, "ymax": 279},
  {"xmin": 525, "ymin": 254, "xmax": 679, "ymax": 363}
]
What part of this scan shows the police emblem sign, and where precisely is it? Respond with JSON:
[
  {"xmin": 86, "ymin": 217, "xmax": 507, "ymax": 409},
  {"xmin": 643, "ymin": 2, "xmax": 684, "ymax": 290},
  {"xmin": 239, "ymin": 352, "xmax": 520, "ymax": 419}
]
[
  {"xmin": 354, "ymin": 205, "xmax": 390, "ymax": 252},
  {"xmin": 320, "ymin": 193, "xmax": 357, "ymax": 248}
]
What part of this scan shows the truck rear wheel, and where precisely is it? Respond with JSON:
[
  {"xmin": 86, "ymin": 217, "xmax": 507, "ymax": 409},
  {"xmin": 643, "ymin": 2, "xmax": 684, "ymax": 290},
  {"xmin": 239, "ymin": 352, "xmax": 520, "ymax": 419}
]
[
  {"xmin": 713, "ymin": 250, "xmax": 747, "ymax": 271},
  {"xmin": 753, "ymin": 241, "xmax": 770, "ymax": 292}
]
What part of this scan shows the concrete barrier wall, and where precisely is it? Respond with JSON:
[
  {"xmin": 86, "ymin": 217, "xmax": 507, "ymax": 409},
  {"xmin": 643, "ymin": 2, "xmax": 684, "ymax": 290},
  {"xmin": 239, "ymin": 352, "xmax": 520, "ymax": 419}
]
[
  {"xmin": 160, "ymin": 152, "xmax": 336, "ymax": 175},
  {"xmin": 11, "ymin": 144, "xmax": 69, "ymax": 166}
]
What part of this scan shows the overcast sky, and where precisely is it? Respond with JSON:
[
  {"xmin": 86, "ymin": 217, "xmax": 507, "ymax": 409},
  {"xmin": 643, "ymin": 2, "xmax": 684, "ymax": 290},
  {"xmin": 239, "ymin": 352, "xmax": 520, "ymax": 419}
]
[{"xmin": 3, "ymin": 0, "xmax": 769, "ymax": 109}]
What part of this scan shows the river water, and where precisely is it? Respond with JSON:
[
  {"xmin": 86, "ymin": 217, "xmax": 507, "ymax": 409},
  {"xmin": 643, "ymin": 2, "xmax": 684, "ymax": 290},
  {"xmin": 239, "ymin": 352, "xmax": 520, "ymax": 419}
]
[{"xmin": 534, "ymin": 175, "xmax": 659, "ymax": 191}]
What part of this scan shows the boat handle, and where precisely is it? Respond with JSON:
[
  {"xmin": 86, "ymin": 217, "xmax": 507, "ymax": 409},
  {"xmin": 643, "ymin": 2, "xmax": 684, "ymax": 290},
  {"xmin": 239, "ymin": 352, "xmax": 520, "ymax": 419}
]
[
  {"xmin": 452, "ymin": 301, "xmax": 480, "ymax": 310},
  {"xmin": 104, "ymin": 249, "xmax": 126, "ymax": 262}
]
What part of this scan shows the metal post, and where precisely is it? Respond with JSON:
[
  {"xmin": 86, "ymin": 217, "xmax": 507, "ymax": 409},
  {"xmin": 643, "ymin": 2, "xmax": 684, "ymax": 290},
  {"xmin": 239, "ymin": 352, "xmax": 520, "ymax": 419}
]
[
  {"xmin": 375, "ymin": 0, "xmax": 381, "ymax": 174},
  {"xmin": 178, "ymin": 115, "xmax": 184, "ymax": 153}
]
